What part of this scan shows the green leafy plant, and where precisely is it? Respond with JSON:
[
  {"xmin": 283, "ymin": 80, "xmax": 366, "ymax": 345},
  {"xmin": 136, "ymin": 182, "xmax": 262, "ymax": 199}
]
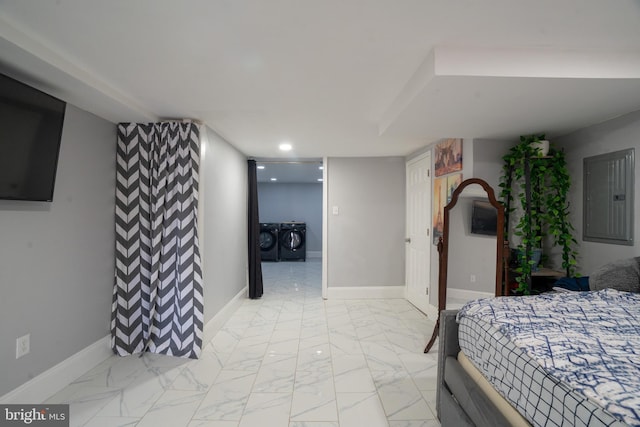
[{"xmin": 499, "ymin": 134, "xmax": 578, "ymax": 294}]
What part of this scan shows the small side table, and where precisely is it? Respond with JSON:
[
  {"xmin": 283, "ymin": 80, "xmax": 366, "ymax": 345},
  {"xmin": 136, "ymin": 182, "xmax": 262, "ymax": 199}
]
[
  {"xmin": 531, "ymin": 268, "xmax": 565, "ymax": 293},
  {"xmin": 507, "ymin": 267, "xmax": 565, "ymax": 294}
]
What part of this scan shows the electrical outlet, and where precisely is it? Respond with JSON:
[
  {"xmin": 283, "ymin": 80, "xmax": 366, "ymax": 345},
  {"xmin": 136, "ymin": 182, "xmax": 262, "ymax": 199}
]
[
  {"xmin": 470, "ymin": 274, "xmax": 477, "ymax": 283},
  {"xmin": 16, "ymin": 334, "xmax": 30, "ymax": 359}
]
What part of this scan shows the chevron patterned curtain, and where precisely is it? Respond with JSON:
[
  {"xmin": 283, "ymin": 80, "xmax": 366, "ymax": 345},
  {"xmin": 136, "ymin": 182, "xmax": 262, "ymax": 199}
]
[{"xmin": 111, "ymin": 122, "xmax": 204, "ymax": 359}]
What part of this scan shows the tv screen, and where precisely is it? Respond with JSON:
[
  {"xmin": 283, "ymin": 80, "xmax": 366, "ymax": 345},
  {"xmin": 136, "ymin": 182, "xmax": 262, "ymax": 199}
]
[
  {"xmin": 0, "ymin": 72, "xmax": 66, "ymax": 201},
  {"xmin": 470, "ymin": 199, "xmax": 498, "ymax": 236}
]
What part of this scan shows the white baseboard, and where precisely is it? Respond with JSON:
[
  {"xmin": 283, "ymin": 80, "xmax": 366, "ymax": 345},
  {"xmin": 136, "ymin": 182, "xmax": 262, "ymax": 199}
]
[
  {"xmin": 327, "ymin": 285, "xmax": 405, "ymax": 299},
  {"xmin": 0, "ymin": 335, "xmax": 112, "ymax": 404},
  {"xmin": 0, "ymin": 286, "xmax": 249, "ymax": 405},
  {"xmin": 448, "ymin": 288, "xmax": 493, "ymax": 301},
  {"xmin": 203, "ymin": 286, "xmax": 248, "ymax": 344},
  {"xmin": 446, "ymin": 288, "xmax": 493, "ymax": 310}
]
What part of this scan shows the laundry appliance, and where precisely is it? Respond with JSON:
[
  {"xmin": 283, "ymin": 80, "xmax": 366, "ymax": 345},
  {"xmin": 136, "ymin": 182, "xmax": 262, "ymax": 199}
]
[
  {"xmin": 279, "ymin": 222, "xmax": 306, "ymax": 261},
  {"xmin": 259, "ymin": 223, "xmax": 280, "ymax": 261}
]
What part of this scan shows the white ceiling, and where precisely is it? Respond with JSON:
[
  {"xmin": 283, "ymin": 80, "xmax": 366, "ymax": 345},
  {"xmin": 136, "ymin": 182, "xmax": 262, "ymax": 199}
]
[{"xmin": 1, "ymin": 0, "xmax": 640, "ymax": 162}]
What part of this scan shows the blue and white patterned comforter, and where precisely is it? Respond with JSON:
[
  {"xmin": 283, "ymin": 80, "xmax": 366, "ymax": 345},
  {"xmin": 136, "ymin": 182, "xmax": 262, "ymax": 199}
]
[{"xmin": 458, "ymin": 289, "xmax": 640, "ymax": 426}]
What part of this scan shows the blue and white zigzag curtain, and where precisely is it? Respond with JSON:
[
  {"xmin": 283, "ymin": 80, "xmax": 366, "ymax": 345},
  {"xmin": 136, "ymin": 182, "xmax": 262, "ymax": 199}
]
[{"xmin": 111, "ymin": 122, "xmax": 204, "ymax": 359}]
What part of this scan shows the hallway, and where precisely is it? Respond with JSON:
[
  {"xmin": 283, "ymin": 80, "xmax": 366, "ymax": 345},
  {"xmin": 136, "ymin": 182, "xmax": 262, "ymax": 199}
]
[{"xmin": 46, "ymin": 259, "xmax": 439, "ymax": 426}]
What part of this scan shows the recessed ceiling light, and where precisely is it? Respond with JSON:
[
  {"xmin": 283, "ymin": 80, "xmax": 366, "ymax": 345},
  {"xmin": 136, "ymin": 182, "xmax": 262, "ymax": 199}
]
[
  {"xmin": 317, "ymin": 178, "xmax": 323, "ymax": 182},
  {"xmin": 279, "ymin": 143, "xmax": 292, "ymax": 152},
  {"xmin": 318, "ymin": 166, "xmax": 324, "ymax": 170},
  {"xmin": 257, "ymin": 165, "xmax": 265, "ymax": 170},
  {"xmin": 270, "ymin": 177, "xmax": 277, "ymax": 181}
]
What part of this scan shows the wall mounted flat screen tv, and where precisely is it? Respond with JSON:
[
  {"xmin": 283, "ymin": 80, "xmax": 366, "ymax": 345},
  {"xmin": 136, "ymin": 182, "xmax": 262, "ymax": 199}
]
[
  {"xmin": 0, "ymin": 72, "xmax": 66, "ymax": 201},
  {"xmin": 470, "ymin": 199, "xmax": 498, "ymax": 236}
]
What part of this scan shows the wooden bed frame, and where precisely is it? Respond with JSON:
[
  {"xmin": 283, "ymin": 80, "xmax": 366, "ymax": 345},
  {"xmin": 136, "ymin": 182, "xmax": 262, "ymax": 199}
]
[{"xmin": 437, "ymin": 309, "xmax": 514, "ymax": 427}]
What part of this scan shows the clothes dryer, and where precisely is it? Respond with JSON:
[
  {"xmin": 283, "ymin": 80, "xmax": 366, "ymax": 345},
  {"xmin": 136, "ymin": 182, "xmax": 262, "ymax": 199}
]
[
  {"xmin": 259, "ymin": 223, "xmax": 280, "ymax": 261},
  {"xmin": 279, "ymin": 222, "xmax": 306, "ymax": 261}
]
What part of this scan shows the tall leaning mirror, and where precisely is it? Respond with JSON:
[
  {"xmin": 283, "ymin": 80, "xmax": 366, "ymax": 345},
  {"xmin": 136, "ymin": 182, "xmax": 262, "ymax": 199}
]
[{"xmin": 424, "ymin": 178, "xmax": 507, "ymax": 353}]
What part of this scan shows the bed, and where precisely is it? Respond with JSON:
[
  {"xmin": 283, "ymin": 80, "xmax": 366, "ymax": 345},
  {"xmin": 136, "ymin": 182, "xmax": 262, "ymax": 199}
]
[{"xmin": 436, "ymin": 289, "xmax": 640, "ymax": 427}]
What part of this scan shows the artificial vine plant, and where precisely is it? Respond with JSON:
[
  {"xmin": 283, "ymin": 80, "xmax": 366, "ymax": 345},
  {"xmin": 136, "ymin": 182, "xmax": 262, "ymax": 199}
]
[{"xmin": 499, "ymin": 134, "xmax": 578, "ymax": 294}]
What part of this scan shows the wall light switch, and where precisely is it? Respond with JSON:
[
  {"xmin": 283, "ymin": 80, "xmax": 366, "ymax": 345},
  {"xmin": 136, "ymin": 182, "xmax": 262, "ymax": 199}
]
[{"xmin": 332, "ymin": 206, "xmax": 339, "ymax": 215}]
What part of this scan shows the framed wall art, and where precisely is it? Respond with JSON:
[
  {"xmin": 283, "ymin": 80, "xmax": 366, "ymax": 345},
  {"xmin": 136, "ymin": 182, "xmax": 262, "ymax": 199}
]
[
  {"xmin": 434, "ymin": 138, "xmax": 463, "ymax": 177},
  {"xmin": 432, "ymin": 173, "xmax": 463, "ymax": 244},
  {"xmin": 433, "ymin": 176, "xmax": 447, "ymax": 244}
]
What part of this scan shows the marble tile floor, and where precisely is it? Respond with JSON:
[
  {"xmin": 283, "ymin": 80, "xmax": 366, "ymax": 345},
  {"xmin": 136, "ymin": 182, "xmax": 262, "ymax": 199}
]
[{"xmin": 46, "ymin": 259, "xmax": 440, "ymax": 427}]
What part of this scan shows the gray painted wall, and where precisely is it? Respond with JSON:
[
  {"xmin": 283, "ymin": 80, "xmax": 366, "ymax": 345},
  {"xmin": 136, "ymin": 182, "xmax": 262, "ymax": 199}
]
[
  {"xmin": 257, "ymin": 183, "xmax": 322, "ymax": 253},
  {"xmin": 326, "ymin": 157, "xmax": 405, "ymax": 287},
  {"xmin": 409, "ymin": 138, "xmax": 511, "ymax": 305},
  {"xmin": 199, "ymin": 127, "xmax": 248, "ymax": 321},
  {"xmin": 555, "ymin": 110, "xmax": 640, "ymax": 275},
  {"xmin": 472, "ymin": 138, "xmax": 513, "ymax": 190},
  {"xmin": 0, "ymin": 105, "xmax": 116, "ymax": 397},
  {"xmin": 451, "ymin": 139, "xmax": 512, "ymax": 294}
]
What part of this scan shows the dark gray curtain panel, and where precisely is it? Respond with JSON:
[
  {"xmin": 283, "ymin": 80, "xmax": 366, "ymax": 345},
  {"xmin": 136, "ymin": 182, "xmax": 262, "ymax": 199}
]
[
  {"xmin": 111, "ymin": 122, "xmax": 204, "ymax": 359},
  {"xmin": 247, "ymin": 160, "xmax": 263, "ymax": 299}
]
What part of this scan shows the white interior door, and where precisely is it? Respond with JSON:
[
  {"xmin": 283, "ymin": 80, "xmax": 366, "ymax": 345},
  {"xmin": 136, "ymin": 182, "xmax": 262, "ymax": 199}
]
[{"xmin": 406, "ymin": 152, "xmax": 433, "ymax": 316}]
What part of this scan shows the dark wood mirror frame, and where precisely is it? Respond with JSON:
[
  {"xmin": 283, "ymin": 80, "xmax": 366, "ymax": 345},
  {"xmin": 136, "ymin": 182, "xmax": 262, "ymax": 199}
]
[{"xmin": 424, "ymin": 178, "xmax": 509, "ymax": 353}]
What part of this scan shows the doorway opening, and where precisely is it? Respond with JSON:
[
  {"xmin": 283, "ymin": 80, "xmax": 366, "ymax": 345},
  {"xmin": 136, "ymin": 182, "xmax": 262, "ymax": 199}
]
[{"xmin": 255, "ymin": 159, "xmax": 324, "ymax": 295}]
